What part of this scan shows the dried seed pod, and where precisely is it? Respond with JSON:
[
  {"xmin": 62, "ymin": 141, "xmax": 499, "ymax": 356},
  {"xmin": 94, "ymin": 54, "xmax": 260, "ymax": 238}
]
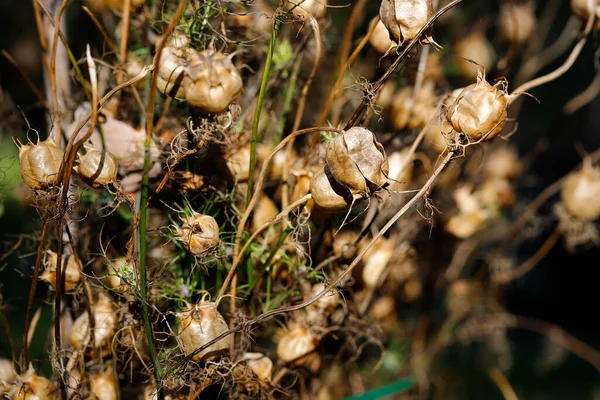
[
  {"xmin": 243, "ymin": 352, "xmax": 273, "ymax": 387},
  {"xmin": 571, "ymin": 0, "xmax": 600, "ymax": 29},
  {"xmin": 251, "ymin": 195, "xmax": 279, "ymax": 233},
  {"xmin": 176, "ymin": 301, "xmax": 231, "ymax": 361},
  {"xmin": 391, "ymin": 81, "xmax": 437, "ymax": 130},
  {"xmin": 185, "ymin": 50, "xmax": 243, "ymax": 113},
  {"xmin": 76, "ymin": 146, "xmax": 119, "ymax": 188},
  {"xmin": 69, "ymin": 292, "xmax": 116, "ymax": 352},
  {"xmin": 40, "ymin": 250, "xmax": 82, "ymax": 292},
  {"xmin": 155, "ymin": 45, "xmax": 195, "ymax": 99},
  {"xmin": 369, "ymin": 17, "xmax": 395, "ymax": 54},
  {"xmin": 309, "ymin": 167, "xmax": 353, "ymax": 212},
  {"xmin": 306, "ymin": 283, "xmax": 339, "ymax": 315},
  {"xmin": 446, "ymin": 70, "xmax": 510, "ymax": 141},
  {"xmin": 89, "ymin": 369, "xmax": 117, "ymax": 400},
  {"xmin": 377, "ymin": 82, "xmax": 396, "ymax": 109},
  {"xmin": 276, "ymin": 325, "xmax": 320, "ymax": 371},
  {"xmin": 478, "ymin": 178, "xmax": 515, "ymax": 209},
  {"xmin": 454, "ymin": 32, "xmax": 496, "ymax": 81},
  {"xmin": 0, "ymin": 358, "xmax": 16, "ymax": 392},
  {"xmin": 447, "ymin": 280, "xmax": 478, "ymax": 317},
  {"xmin": 8, "ymin": 365, "xmax": 57, "ymax": 400},
  {"xmin": 386, "ymin": 149, "xmax": 414, "ymax": 191},
  {"xmin": 445, "ymin": 185, "xmax": 489, "ymax": 238},
  {"xmin": 332, "ymin": 230, "xmax": 359, "ymax": 260},
  {"xmin": 226, "ymin": 143, "xmax": 251, "ymax": 183},
  {"xmin": 287, "ymin": 0, "xmax": 327, "ymax": 19},
  {"xmin": 174, "ymin": 212, "xmax": 220, "ymax": 256},
  {"xmin": 380, "ymin": 0, "xmax": 435, "ymax": 46},
  {"xmin": 561, "ymin": 160, "xmax": 600, "ymax": 220},
  {"xmin": 499, "ymin": 2, "xmax": 536, "ymax": 43},
  {"xmin": 325, "ymin": 127, "xmax": 389, "ymax": 194},
  {"xmin": 361, "ymin": 237, "xmax": 395, "ymax": 288},
  {"xmin": 484, "ymin": 145, "xmax": 521, "ymax": 179},
  {"xmin": 17, "ymin": 137, "xmax": 64, "ymax": 189}
]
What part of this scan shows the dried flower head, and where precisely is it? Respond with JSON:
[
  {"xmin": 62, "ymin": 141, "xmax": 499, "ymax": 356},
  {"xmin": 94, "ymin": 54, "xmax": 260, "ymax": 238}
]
[
  {"xmin": 174, "ymin": 212, "xmax": 220, "ymax": 256},
  {"xmin": 69, "ymin": 292, "xmax": 116, "ymax": 353},
  {"xmin": 276, "ymin": 324, "xmax": 320, "ymax": 371},
  {"xmin": 17, "ymin": 137, "xmax": 63, "ymax": 189},
  {"xmin": 309, "ymin": 166, "xmax": 354, "ymax": 212},
  {"xmin": 380, "ymin": 0, "xmax": 435, "ymax": 47},
  {"xmin": 176, "ymin": 300, "xmax": 231, "ymax": 361},
  {"xmin": 499, "ymin": 2, "xmax": 536, "ymax": 43},
  {"xmin": 369, "ymin": 17, "xmax": 395, "ymax": 54},
  {"xmin": 77, "ymin": 146, "xmax": 119, "ymax": 188},
  {"xmin": 7, "ymin": 365, "xmax": 57, "ymax": 400},
  {"xmin": 560, "ymin": 159, "xmax": 600, "ymax": 221},
  {"xmin": 40, "ymin": 250, "xmax": 82, "ymax": 292},
  {"xmin": 571, "ymin": 0, "xmax": 600, "ymax": 29}
]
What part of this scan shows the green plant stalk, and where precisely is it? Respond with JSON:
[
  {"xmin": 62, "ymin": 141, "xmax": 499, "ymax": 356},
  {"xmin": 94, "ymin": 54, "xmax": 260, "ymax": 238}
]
[
  {"xmin": 344, "ymin": 376, "xmax": 415, "ymax": 400},
  {"xmin": 274, "ymin": 57, "xmax": 302, "ymax": 145},
  {"xmin": 247, "ymin": 17, "xmax": 282, "ymax": 206}
]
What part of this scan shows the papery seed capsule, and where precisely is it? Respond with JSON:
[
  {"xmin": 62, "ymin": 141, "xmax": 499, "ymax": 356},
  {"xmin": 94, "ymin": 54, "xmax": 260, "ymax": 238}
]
[
  {"xmin": 77, "ymin": 146, "xmax": 119, "ymax": 188},
  {"xmin": 89, "ymin": 369, "xmax": 117, "ymax": 400},
  {"xmin": 309, "ymin": 167, "xmax": 353, "ymax": 212},
  {"xmin": 325, "ymin": 127, "xmax": 389, "ymax": 194},
  {"xmin": 454, "ymin": 32, "xmax": 496, "ymax": 81},
  {"xmin": 17, "ymin": 137, "xmax": 63, "ymax": 189},
  {"xmin": 306, "ymin": 283, "xmax": 339, "ymax": 315},
  {"xmin": 391, "ymin": 81, "xmax": 437, "ymax": 130},
  {"xmin": 332, "ymin": 230, "xmax": 359, "ymax": 260},
  {"xmin": 8, "ymin": 365, "xmax": 58, "ymax": 400},
  {"xmin": 176, "ymin": 301, "xmax": 231, "ymax": 361},
  {"xmin": 243, "ymin": 352, "xmax": 273, "ymax": 387},
  {"xmin": 40, "ymin": 250, "xmax": 82, "ymax": 292},
  {"xmin": 478, "ymin": 178, "xmax": 515, "ymax": 209},
  {"xmin": 155, "ymin": 45, "xmax": 194, "ymax": 99},
  {"xmin": 484, "ymin": 145, "xmax": 521, "ymax": 179},
  {"xmin": 69, "ymin": 293, "xmax": 116, "ymax": 353},
  {"xmin": 446, "ymin": 71, "xmax": 509, "ymax": 141},
  {"xmin": 445, "ymin": 211, "xmax": 488, "ymax": 238},
  {"xmin": 175, "ymin": 212, "xmax": 220, "ymax": 256},
  {"xmin": 369, "ymin": 17, "xmax": 395, "ymax": 54},
  {"xmin": 380, "ymin": 0, "xmax": 434, "ymax": 45},
  {"xmin": 571, "ymin": 0, "xmax": 600, "ymax": 29},
  {"xmin": 499, "ymin": 2, "xmax": 536, "ymax": 43},
  {"xmin": 386, "ymin": 149, "xmax": 414, "ymax": 191},
  {"xmin": 185, "ymin": 50, "xmax": 243, "ymax": 113},
  {"xmin": 561, "ymin": 160, "xmax": 600, "ymax": 220},
  {"xmin": 0, "ymin": 358, "xmax": 16, "ymax": 392},
  {"xmin": 276, "ymin": 325, "xmax": 320, "ymax": 371},
  {"xmin": 361, "ymin": 237, "xmax": 395, "ymax": 288},
  {"xmin": 287, "ymin": 0, "xmax": 328, "ymax": 19}
]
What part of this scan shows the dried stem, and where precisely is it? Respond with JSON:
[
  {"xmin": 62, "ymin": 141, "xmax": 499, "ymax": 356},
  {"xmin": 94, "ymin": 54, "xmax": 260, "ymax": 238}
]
[{"xmin": 487, "ymin": 368, "xmax": 519, "ymax": 400}]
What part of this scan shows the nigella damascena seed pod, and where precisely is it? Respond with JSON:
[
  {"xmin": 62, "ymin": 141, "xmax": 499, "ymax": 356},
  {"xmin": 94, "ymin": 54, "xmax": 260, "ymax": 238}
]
[
  {"xmin": 571, "ymin": 0, "xmax": 600, "ymax": 29},
  {"xmin": 17, "ymin": 137, "xmax": 63, "ymax": 189},
  {"xmin": 379, "ymin": 0, "xmax": 434, "ymax": 46},
  {"xmin": 287, "ymin": 0, "xmax": 328, "ymax": 19},
  {"xmin": 155, "ymin": 45, "xmax": 194, "ymax": 100},
  {"xmin": 40, "ymin": 250, "xmax": 82, "ymax": 292},
  {"xmin": 69, "ymin": 292, "xmax": 116, "ymax": 353},
  {"xmin": 499, "ymin": 2, "xmax": 536, "ymax": 44},
  {"xmin": 309, "ymin": 166, "xmax": 353, "ymax": 212},
  {"xmin": 561, "ymin": 159, "xmax": 600, "ymax": 221},
  {"xmin": 369, "ymin": 17, "xmax": 395, "ymax": 54},
  {"xmin": 454, "ymin": 32, "xmax": 496, "ymax": 81},
  {"xmin": 446, "ymin": 69, "xmax": 510, "ymax": 142},
  {"xmin": 276, "ymin": 324, "xmax": 320, "ymax": 372},
  {"xmin": 89, "ymin": 369, "xmax": 117, "ymax": 400},
  {"xmin": 176, "ymin": 301, "xmax": 231, "ymax": 361},
  {"xmin": 185, "ymin": 50, "xmax": 243, "ymax": 113},
  {"xmin": 8, "ymin": 365, "xmax": 58, "ymax": 400},
  {"xmin": 174, "ymin": 212, "xmax": 220, "ymax": 256},
  {"xmin": 325, "ymin": 127, "xmax": 389, "ymax": 194},
  {"xmin": 77, "ymin": 146, "xmax": 119, "ymax": 188}
]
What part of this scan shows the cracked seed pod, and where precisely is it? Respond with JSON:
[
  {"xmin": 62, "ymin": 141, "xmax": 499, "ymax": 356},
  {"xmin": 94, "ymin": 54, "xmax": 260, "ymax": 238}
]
[
  {"xmin": 0, "ymin": 358, "xmax": 16, "ymax": 393},
  {"xmin": 387, "ymin": 149, "xmax": 414, "ymax": 191},
  {"xmin": 77, "ymin": 146, "xmax": 119, "ymax": 188},
  {"xmin": 287, "ymin": 0, "xmax": 327, "ymax": 19},
  {"xmin": 89, "ymin": 369, "xmax": 117, "ymax": 400},
  {"xmin": 455, "ymin": 32, "xmax": 496, "ymax": 81},
  {"xmin": 8, "ymin": 365, "xmax": 57, "ymax": 400},
  {"xmin": 369, "ymin": 17, "xmax": 395, "ymax": 54},
  {"xmin": 276, "ymin": 325, "xmax": 320, "ymax": 371},
  {"xmin": 326, "ymin": 127, "xmax": 389, "ymax": 194},
  {"xmin": 446, "ymin": 70, "xmax": 510, "ymax": 141},
  {"xmin": 17, "ymin": 137, "xmax": 63, "ymax": 189},
  {"xmin": 243, "ymin": 352, "xmax": 273, "ymax": 388},
  {"xmin": 69, "ymin": 292, "xmax": 116, "ymax": 353},
  {"xmin": 571, "ymin": 0, "xmax": 600, "ymax": 29},
  {"xmin": 499, "ymin": 2, "xmax": 536, "ymax": 43},
  {"xmin": 305, "ymin": 283, "xmax": 339, "ymax": 315},
  {"xmin": 40, "ymin": 250, "xmax": 82, "ymax": 292},
  {"xmin": 380, "ymin": 0, "xmax": 434, "ymax": 46},
  {"xmin": 309, "ymin": 166, "xmax": 353, "ymax": 212},
  {"xmin": 185, "ymin": 50, "xmax": 243, "ymax": 113},
  {"xmin": 176, "ymin": 301, "xmax": 231, "ymax": 361},
  {"xmin": 174, "ymin": 212, "xmax": 220, "ymax": 256},
  {"xmin": 561, "ymin": 160, "xmax": 600, "ymax": 220}
]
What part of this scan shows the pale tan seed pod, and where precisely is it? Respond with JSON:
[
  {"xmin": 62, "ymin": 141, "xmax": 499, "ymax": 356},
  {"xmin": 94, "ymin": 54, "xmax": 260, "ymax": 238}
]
[
  {"xmin": 243, "ymin": 352, "xmax": 273, "ymax": 387},
  {"xmin": 387, "ymin": 149, "xmax": 414, "ymax": 191},
  {"xmin": 76, "ymin": 146, "xmax": 119, "ymax": 188},
  {"xmin": 185, "ymin": 50, "xmax": 243, "ymax": 113},
  {"xmin": 309, "ymin": 167, "xmax": 353, "ymax": 212},
  {"xmin": 69, "ymin": 292, "xmax": 116, "ymax": 353},
  {"xmin": 377, "ymin": 81, "xmax": 396, "ymax": 109},
  {"xmin": 454, "ymin": 32, "xmax": 496, "ymax": 81},
  {"xmin": 484, "ymin": 146, "xmax": 521, "ymax": 179},
  {"xmin": 0, "ymin": 358, "xmax": 16, "ymax": 392},
  {"xmin": 380, "ymin": 0, "xmax": 434, "ymax": 45},
  {"xmin": 424, "ymin": 119, "xmax": 451, "ymax": 153},
  {"xmin": 40, "ymin": 250, "xmax": 82, "ymax": 292},
  {"xmin": 445, "ymin": 185, "xmax": 489, "ymax": 238},
  {"xmin": 369, "ymin": 17, "xmax": 395, "ymax": 54},
  {"xmin": 361, "ymin": 237, "xmax": 395, "ymax": 288},
  {"xmin": 125, "ymin": 54, "xmax": 146, "ymax": 89},
  {"xmin": 571, "ymin": 0, "xmax": 600, "ymax": 29},
  {"xmin": 332, "ymin": 230, "xmax": 359, "ymax": 260},
  {"xmin": 391, "ymin": 81, "xmax": 437, "ymax": 131},
  {"xmin": 326, "ymin": 127, "xmax": 389, "ymax": 194},
  {"xmin": 287, "ymin": 0, "xmax": 327, "ymax": 19},
  {"xmin": 446, "ymin": 70, "xmax": 510, "ymax": 141},
  {"xmin": 276, "ymin": 325, "xmax": 320, "ymax": 371},
  {"xmin": 561, "ymin": 160, "xmax": 600, "ymax": 220},
  {"xmin": 478, "ymin": 178, "xmax": 515, "ymax": 209},
  {"xmin": 226, "ymin": 143, "xmax": 251, "ymax": 183},
  {"xmin": 306, "ymin": 283, "xmax": 339, "ymax": 315},
  {"xmin": 8, "ymin": 365, "xmax": 58, "ymax": 400},
  {"xmin": 174, "ymin": 212, "xmax": 220, "ymax": 256},
  {"xmin": 155, "ymin": 45, "xmax": 195, "ymax": 99},
  {"xmin": 447, "ymin": 280, "xmax": 478, "ymax": 318},
  {"xmin": 499, "ymin": 2, "xmax": 536, "ymax": 43},
  {"xmin": 251, "ymin": 195, "xmax": 279, "ymax": 233},
  {"xmin": 17, "ymin": 137, "xmax": 63, "ymax": 189},
  {"xmin": 89, "ymin": 369, "xmax": 117, "ymax": 400},
  {"xmin": 176, "ymin": 301, "xmax": 231, "ymax": 361},
  {"xmin": 402, "ymin": 278, "xmax": 422, "ymax": 302}
]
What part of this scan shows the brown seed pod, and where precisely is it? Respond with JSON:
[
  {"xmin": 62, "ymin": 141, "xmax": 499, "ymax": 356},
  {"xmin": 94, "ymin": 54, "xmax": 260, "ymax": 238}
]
[
  {"xmin": 305, "ymin": 283, "xmax": 339, "ymax": 315},
  {"xmin": 174, "ymin": 212, "xmax": 220, "ymax": 256},
  {"xmin": 391, "ymin": 81, "xmax": 438, "ymax": 130},
  {"xmin": 176, "ymin": 300, "xmax": 231, "ymax": 361},
  {"xmin": 499, "ymin": 2, "xmax": 536, "ymax": 43},
  {"xmin": 478, "ymin": 178, "xmax": 515, "ymax": 209},
  {"xmin": 571, "ymin": 0, "xmax": 600, "ymax": 29},
  {"xmin": 69, "ymin": 292, "xmax": 116, "ymax": 353},
  {"xmin": 332, "ymin": 230, "xmax": 359, "ymax": 260},
  {"xmin": 242, "ymin": 352, "xmax": 273, "ymax": 389},
  {"xmin": 287, "ymin": 0, "xmax": 328, "ymax": 19},
  {"xmin": 445, "ymin": 184, "xmax": 489, "ymax": 238},
  {"xmin": 8, "ymin": 365, "xmax": 58, "ymax": 400},
  {"xmin": 309, "ymin": 166, "xmax": 354, "ymax": 212},
  {"xmin": 380, "ymin": 0, "xmax": 434, "ymax": 46},
  {"xmin": 276, "ymin": 325, "xmax": 320, "ymax": 371},
  {"xmin": 446, "ymin": 69, "xmax": 510, "ymax": 142},
  {"xmin": 76, "ymin": 146, "xmax": 119, "ymax": 188},
  {"xmin": 185, "ymin": 50, "xmax": 243, "ymax": 113},
  {"xmin": 361, "ymin": 237, "xmax": 395, "ymax": 288},
  {"xmin": 561, "ymin": 160, "xmax": 600, "ymax": 221},
  {"xmin": 369, "ymin": 17, "xmax": 395, "ymax": 54},
  {"xmin": 89, "ymin": 369, "xmax": 117, "ymax": 400},
  {"xmin": 454, "ymin": 32, "xmax": 496, "ymax": 81},
  {"xmin": 325, "ymin": 127, "xmax": 389, "ymax": 194},
  {"xmin": 17, "ymin": 137, "xmax": 64, "ymax": 189},
  {"xmin": 155, "ymin": 45, "xmax": 195, "ymax": 99},
  {"xmin": 40, "ymin": 250, "xmax": 82, "ymax": 292},
  {"xmin": 226, "ymin": 143, "xmax": 251, "ymax": 183}
]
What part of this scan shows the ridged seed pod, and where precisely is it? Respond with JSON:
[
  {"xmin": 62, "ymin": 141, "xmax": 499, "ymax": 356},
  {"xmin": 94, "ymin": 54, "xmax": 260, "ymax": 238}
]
[
  {"xmin": 380, "ymin": 0, "xmax": 434, "ymax": 45},
  {"xmin": 40, "ymin": 250, "xmax": 82, "ymax": 292},
  {"xmin": 309, "ymin": 167, "xmax": 353, "ymax": 212},
  {"xmin": 175, "ymin": 212, "xmax": 220, "ymax": 256},
  {"xmin": 17, "ymin": 137, "xmax": 63, "ymax": 189},
  {"xmin": 69, "ymin": 292, "xmax": 116, "ymax": 353},
  {"xmin": 77, "ymin": 146, "xmax": 119, "ymax": 188},
  {"xmin": 561, "ymin": 160, "xmax": 600, "ymax": 220},
  {"xmin": 176, "ymin": 301, "xmax": 231, "ymax": 361},
  {"xmin": 499, "ymin": 2, "xmax": 536, "ymax": 43}
]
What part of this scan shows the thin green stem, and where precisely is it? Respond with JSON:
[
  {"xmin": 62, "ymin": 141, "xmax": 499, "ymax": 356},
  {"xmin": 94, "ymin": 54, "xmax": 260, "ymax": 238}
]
[
  {"xmin": 247, "ymin": 17, "xmax": 282, "ymax": 206},
  {"xmin": 274, "ymin": 57, "xmax": 302, "ymax": 146}
]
